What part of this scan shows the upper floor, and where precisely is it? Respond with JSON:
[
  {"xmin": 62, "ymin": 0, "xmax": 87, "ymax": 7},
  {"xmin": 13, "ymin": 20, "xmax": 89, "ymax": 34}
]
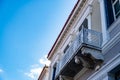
[{"xmin": 47, "ymin": 0, "xmax": 120, "ymax": 80}]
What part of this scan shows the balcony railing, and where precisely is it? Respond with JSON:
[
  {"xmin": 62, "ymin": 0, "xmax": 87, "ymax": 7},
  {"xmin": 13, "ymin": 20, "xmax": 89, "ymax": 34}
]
[{"xmin": 55, "ymin": 28, "xmax": 102, "ymax": 78}]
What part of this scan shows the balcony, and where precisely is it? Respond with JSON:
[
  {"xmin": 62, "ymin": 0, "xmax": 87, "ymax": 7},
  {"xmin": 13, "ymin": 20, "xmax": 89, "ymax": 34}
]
[{"xmin": 55, "ymin": 28, "xmax": 104, "ymax": 80}]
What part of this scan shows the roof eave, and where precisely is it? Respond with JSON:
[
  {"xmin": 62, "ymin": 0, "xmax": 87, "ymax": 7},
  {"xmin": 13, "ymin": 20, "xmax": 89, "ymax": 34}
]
[{"xmin": 47, "ymin": 0, "xmax": 80, "ymax": 60}]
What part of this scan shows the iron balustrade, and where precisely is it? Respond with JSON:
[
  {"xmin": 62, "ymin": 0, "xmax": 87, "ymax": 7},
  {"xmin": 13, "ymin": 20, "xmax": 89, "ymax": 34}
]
[{"xmin": 55, "ymin": 28, "xmax": 102, "ymax": 78}]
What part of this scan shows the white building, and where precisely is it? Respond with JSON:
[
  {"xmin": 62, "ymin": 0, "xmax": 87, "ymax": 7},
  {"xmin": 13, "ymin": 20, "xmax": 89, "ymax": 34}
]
[{"xmin": 46, "ymin": 0, "xmax": 120, "ymax": 80}]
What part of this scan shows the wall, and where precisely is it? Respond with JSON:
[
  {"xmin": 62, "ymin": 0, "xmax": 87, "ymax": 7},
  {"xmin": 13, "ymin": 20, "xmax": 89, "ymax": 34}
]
[{"xmin": 91, "ymin": 0, "xmax": 102, "ymax": 32}]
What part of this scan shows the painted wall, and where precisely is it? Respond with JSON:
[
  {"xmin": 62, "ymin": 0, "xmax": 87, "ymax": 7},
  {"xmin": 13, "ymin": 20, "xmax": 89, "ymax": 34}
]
[{"xmin": 91, "ymin": 0, "xmax": 102, "ymax": 32}]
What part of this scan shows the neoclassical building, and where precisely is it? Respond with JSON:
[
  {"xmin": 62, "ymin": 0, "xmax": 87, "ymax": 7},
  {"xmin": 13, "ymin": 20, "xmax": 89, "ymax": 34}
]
[{"xmin": 45, "ymin": 0, "xmax": 120, "ymax": 80}]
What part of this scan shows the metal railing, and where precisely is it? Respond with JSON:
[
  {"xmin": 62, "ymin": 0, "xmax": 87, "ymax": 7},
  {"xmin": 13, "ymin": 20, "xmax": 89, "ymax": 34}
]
[{"xmin": 55, "ymin": 28, "xmax": 102, "ymax": 78}]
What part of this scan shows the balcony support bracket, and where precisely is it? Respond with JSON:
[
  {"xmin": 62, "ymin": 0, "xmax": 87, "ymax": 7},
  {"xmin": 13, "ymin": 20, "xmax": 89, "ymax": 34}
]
[{"xmin": 80, "ymin": 47, "xmax": 104, "ymax": 70}]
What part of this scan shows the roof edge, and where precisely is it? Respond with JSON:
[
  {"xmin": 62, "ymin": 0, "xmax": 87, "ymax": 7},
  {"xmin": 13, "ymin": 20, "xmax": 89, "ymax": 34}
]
[
  {"xmin": 38, "ymin": 65, "xmax": 48, "ymax": 80},
  {"xmin": 47, "ymin": 0, "xmax": 80, "ymax": 60}
]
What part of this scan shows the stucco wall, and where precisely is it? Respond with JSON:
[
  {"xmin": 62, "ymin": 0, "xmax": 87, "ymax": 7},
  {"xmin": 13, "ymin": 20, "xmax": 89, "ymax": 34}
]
[{"xmin": 91, "ymin": 0, "xmax": 102, "ymax": 32}]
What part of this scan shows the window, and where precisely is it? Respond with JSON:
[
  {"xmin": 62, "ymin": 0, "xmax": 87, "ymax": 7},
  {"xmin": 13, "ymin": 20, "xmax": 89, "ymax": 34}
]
[
  {"xmin": 105, "ymin": 0, "xmax": 120, "ymax": 28},
  {"xmin": 79, "ymin": 18, "xmax": 88, "ymax": 31},
  {"xmin": 115, "ymin": 70, "xmax": 120, "ymax": 80},
  {"xmin": 108, "ymin": 64, "xmax": 120, "ymax": 80},
  {"xmin": 105, "ymin": 0, "xmax": 114, "ymax": 28},
  {"xmin": 52, "ymin": 63, "xmax": 57, "ymax": 80},
  {"xmin": 63, "ymin": 44, "xmax": 69, "ymax": 54},
  {"xmin": 112, "ymin": 0, "xmax": 120, "ymax": 19}
]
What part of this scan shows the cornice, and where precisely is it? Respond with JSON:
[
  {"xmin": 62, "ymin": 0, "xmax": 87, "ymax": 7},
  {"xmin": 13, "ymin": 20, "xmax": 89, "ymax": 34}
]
[{"xmin": 47, "ymin": 0, "xmax": 87, "ymax": 60}]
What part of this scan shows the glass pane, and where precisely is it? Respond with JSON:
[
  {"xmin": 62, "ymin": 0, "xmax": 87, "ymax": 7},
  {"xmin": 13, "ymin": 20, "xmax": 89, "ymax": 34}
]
[
  {"xmin": 115, "ymin": 70, "xmax": 120, "ymax": 80},
  {"xmin": 114, "ymin": 0, "xmax": 120, "ymax": 14}
]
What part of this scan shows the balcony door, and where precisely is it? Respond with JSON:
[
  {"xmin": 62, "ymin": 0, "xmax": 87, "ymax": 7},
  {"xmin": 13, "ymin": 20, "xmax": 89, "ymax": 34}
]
[{"xmin": 79, "ymin": 18, "xmax": 88, "ymax": 31}]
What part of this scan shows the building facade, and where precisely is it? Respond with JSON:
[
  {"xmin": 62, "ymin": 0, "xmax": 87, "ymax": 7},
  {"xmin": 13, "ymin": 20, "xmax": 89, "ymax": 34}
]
[
  {"xmin": 38, "ymin": 66, "xmax": 49, "ymax": 80},
  {"xmin": 47, "ymin": 0, "xmax": 120, "ymax": 80}
]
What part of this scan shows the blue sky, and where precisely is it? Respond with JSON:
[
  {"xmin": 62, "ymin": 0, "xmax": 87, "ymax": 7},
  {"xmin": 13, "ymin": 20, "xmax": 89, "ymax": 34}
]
[{"xmin": 0, "ymin": 0, "xmax": 77, "ymax": 80}]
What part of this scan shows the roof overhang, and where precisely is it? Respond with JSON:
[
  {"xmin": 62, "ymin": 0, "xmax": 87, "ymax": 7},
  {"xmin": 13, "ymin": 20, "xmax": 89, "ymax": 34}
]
[
  {"xmin": 47, "ymin": 0, "xmax": 80, "ymax": 60},
  {"xmin": 47, "ymin": 0, "xmax": 87, "ymax": 60}
]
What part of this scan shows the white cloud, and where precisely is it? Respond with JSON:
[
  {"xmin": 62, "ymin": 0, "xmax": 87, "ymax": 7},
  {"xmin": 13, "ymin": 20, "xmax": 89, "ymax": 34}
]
[
  {"xmin": 25, "ymin": 54, "xmax": 50, "ymax": 79},
  {"xmin": 25, "ymin": 67, "xmax": 42, "ymax": 79},
  {"xmin": 31, "ymin": 64, "xmax": 39, "ymax": 68},
  {"xmin": 39, "ymin": 55, "xmax": 50, "ymax": 66},
  {"xmin": 0, "ymin": 69, "xmax": 3, "ymax": 73}
]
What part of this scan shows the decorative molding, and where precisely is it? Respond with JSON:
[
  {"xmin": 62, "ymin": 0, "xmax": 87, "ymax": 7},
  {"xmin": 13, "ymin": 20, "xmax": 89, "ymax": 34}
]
[
  {"xmin": 74, "ymin": 1, "xmax": 93, "ymax": 33},
  {"xmin": 88, "ymin": 4, "xmax": 93, "ymax": 14},
  {"xmin": 102, "ymin": 31, "xmax": 120, "ymax": 55},
  {"xmin": 108, "ymin": 16, "xmax": 120, "ymax": 32},
  {"xmin": 48, "ymin": 0, "xmax": 87, "ymax": 59}
]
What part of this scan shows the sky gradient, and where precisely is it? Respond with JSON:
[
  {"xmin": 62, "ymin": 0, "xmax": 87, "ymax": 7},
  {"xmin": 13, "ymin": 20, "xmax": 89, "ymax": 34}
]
[{"xmin": 0, "ymin": 0, "xmax": 77, "ymax": 80}]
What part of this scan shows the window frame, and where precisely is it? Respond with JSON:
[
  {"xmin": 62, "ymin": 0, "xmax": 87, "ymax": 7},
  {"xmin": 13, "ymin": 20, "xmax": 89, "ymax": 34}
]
[{"xmin": 111, "ymin": 0, "xmax": 120, "ymax": 20}]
